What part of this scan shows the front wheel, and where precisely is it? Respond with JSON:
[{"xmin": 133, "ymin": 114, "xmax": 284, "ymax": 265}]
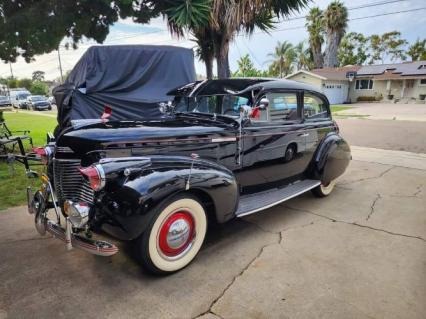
[
  {"xmin": 135, "ymin": 194, "xmax": 207, "ymax": 275},
  {"xmin": 311, "ymin": 180, "xmax": 336, "ymax": 197}
]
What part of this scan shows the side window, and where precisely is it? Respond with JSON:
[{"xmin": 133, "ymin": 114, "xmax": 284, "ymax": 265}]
[
  {"xmin": 304, "ymin": 93, "xmax": 329, "ymax": 120},
  {"xmin": 253, "ymin": 92, "xmax": 299, "ymax": 122}
]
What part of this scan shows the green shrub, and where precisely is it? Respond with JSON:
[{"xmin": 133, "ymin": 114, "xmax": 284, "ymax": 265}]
[{"xmin": 357, "ymin": 96, "xmax": 377, "ymax": 102}]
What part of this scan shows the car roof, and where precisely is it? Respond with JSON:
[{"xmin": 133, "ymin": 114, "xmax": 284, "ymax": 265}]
[{"xmin": 168, "ymin": 78, "xmax": 321, "ymax": 97}]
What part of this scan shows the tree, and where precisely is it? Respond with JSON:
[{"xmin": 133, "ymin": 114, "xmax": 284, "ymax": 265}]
[
  {"xmin": 18, "ymin": 78, "xmax": 33, "ymax": 91},
  {"xmin": 32, "ymin": 71, "xmax": 45, "ymax": 81},
  {"xmin": 175, "ymin": 0, "xmax": 308, "ymax": 78},
  {"xmin": 294, "ymin": 41, "xmax": 312, "ymax": 70},
  {"xmin": 323, "ymin": 1, "xmax": 348, "ymax": 67},
  {"xmin": 192, "ymin": 27, "xmax": 215, "ymax": 79},
  {"xmin": 267, "ymin": 41, "xmax": 295, "ymax": 78},
  {"xmin": 369, "ymin": 31, "xmax": 408, "ymax": 64},
  {"xmin": 305, "ymin": 7, "xmax": 324, "ymax": 69},
  {"xmin": 7, "ymin": 78, "xmax": 19, "ymax": 89},
  {"xmin": 0, "ymin": 1, "xmax": 143, "ymax": 63},
  {"xmin": 407, "ymin": 39, "xmax": 426, "ymax": 61},
  {"xmin": 338, "ymin": 32, "xmax": 369, "ymax": 66},
  {"xmin": 30, "ymin": 81, "xmax": 49, "ymax": 95},
  {"xmin": 233, "ymin": 54, "xmax": 265, "ymax": 77}
]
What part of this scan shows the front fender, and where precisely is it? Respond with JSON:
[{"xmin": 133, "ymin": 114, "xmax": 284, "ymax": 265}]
[
  {"xmin": 94, "ymin": 156, "xmax": 238, "ymax": 240},
  {"xmin": 310, "ymin": 133, "xmax": 351, "ymax": 184}
]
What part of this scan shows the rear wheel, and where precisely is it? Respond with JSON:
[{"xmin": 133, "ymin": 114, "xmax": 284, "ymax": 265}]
[
  {"xmin": 135, "ymin": 194, "xmax": 207, "ymax": 275},
  {"xmin": 312, "ymin": 180, "xmax": 336, "ymax": 197},
  {"xmin": 284, "ymin": 144, "xmax": 296, "ymax": 162}
]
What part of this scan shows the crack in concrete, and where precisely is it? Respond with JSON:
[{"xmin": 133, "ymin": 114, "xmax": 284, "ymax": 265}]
[
  {"xmin": 339, "ymin": 166, "xmax": 395, "ymax": 186},
  {"xmin": 282, "ymin": 204, "xmax": 426, "ymax": 243},
  {"xmin": 193, "ymin": 220, "xmax": 318, "ymax": 319},
  {"xmin": 390, "ymin": 185, "xmax": 423, "ymax": 198},
  {"xmin": 193, "ymin": 233, "xmax": 280, "ymax": 319},
  {"xmin": 366, "ymin": 194, "xmax": 381, "ymax": 221}
]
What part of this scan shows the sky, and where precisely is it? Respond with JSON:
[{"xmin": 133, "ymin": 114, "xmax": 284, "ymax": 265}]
[{"xmin": 1, "ymin": 0, "xmax": 425, "ymax": 80}]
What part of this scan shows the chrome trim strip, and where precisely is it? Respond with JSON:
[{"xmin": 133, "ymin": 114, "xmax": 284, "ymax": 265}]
[
  {"xmin": 95, "ymin": 164, "xmax": 106, "ymax": 189},
  {"xmin": 211, "ymin": 137, "xmax": 237, "ymax": 143},
  {"xmin": 236, "ymin": 181, "xmax": 321, "ymax": 217}
]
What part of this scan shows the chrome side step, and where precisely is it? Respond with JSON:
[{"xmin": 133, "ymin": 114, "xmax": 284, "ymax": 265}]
[{"xmin": 236, "ymin": 179, "xmax": 321, "ymax": 217}]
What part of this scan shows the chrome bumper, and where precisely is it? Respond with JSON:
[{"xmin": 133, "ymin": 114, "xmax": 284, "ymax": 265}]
[{"xmin": 27, "ymin": 179, "xmax": 118, "ymax": 257}]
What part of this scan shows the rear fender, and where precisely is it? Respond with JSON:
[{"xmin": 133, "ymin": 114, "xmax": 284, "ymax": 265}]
[
  {"xmin": 310, "ymin": 133, "xmax": 351, "ymax": 184},
  {"xmin": 94, "ymin": 156, "xmax": 238, "ymax": 240}
]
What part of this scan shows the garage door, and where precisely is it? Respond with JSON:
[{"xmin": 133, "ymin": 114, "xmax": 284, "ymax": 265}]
[{"xmin": 323, "ymin": 83, "xmax": 347, "ymax": 104}]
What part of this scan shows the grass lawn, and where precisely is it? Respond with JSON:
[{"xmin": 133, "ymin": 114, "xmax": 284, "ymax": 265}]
[
  {"xmin": 1, "ymin": 111, "xmax": 57, "ymax": 211},
  {"xmin": 331, "ymin": 105, "xmax": 353, "ymax": 114}
]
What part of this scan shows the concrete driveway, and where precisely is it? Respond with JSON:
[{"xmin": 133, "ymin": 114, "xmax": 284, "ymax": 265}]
[
  {"xmin": 337, "ymin": 103, "xmax": 426, "ymax": 122},
  {"xmin": 0, "ymin": 147, "xmax": 425, "ymax": 319}
]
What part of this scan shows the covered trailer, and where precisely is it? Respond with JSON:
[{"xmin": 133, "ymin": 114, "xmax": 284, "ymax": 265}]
[{"xmin": 53, "ymin": 45, "xmax": 196, "ymax": 133}]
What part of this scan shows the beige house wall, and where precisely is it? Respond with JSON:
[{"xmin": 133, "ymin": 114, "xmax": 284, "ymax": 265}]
[
  {"xmin": 287, "ymin": 73, "xmax": 323, "ymax": 89},
  {"xmin": 348, "ymin": 78, "xmax": 387, "ymax": 101},
  {"xmin": 411, "ymin": 79, "xmax": 426, "ymax": 100},
  {"xmin": 348, "ymin": 78, "xmax": 426, "ymax": 101}
]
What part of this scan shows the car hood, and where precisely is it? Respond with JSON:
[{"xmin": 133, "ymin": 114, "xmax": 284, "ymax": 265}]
[{"xmin": 57, "ymin": 117, "xmax": 237, "ymax": 155}]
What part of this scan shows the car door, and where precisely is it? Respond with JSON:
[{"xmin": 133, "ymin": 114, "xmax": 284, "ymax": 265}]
[
  {"xmin": 302, "ymin": 91, "xmax": 335, "ymax": 160},
  {"xmin": 235, "ymin": 90, "xmax": 311, "ymax": 193}
]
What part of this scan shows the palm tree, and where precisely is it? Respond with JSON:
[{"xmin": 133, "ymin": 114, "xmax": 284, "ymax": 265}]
[
  {"xmin": 294, "ymin": 41, "xmax": 312, "ymax": 70},
  {"xmin": 163, "ymin": 0, "xmax": 309, "ymax": 78},
  {"xmin": 305, "ymin": 7, "xmax": 324, "ymax": 69},
  {"xmin": 323, "ymin": 1, "xmax": 348, "ymax": 67},
  {"xmin": 267, "ymin": 41, "xmax": 295, "ymax": 78},
  {"xmin": 192, "ymin": 27, "xmax": 215, "ymax": 79}
]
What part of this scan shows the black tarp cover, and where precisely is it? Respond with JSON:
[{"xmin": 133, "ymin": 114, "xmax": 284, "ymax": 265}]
[{"xmin": 53, "ymin": 45, "xmax": 196, "ymax": 129}]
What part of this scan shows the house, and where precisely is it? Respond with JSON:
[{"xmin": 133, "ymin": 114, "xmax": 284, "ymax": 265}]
[{"xmin": 286, "ymin": 61, "xmax": 426, "ymax": 104}]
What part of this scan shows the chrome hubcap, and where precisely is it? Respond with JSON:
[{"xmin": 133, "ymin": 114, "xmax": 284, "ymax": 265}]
[
  {"xmin": 158, "ymin": 211, "xmax": 195, "ymax": 258},
  {"xmin": 166, "ymin": 219, "xmax": 191, "ymax": 249}
]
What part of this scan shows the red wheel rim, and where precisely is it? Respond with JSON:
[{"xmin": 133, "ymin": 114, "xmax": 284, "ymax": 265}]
[{"xmin": 158, "ymin": 211, "xmax": 195, "ymax": 257}]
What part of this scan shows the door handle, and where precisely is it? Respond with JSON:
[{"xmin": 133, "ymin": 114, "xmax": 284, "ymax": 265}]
[{"xmin": 298, "ymin": 133, "xmax": 309, "ymax": 137}]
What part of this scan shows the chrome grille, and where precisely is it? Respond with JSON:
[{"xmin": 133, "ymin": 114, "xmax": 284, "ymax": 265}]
[{"xmin": 53, "ymin": 158, "xmax": 94, "ymax": 204}]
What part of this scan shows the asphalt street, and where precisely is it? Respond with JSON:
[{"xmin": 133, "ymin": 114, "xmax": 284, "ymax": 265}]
[{"xmin": 337, "ymin": 118, "xmax": 426, "ymax": 153}]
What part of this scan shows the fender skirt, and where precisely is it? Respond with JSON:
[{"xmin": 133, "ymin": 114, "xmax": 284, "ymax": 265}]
[{"xmin": 310, "ymin": 133, "xmax": 351, "ymax": 184}]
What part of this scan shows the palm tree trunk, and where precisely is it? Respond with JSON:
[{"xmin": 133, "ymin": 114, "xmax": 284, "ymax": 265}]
[
  {"xmin": 216, "ymin": 38, "xmax": 231, "ymax": 78},
  {"xmin": 324, "ymin": 32, "xmax": 340, "ymax": 67},
  {"xmin": 312, "ymin": 46, "xmax": 323, "ymax": 69},
  {"xmin": 205, "ymin": 55, "xmax": 214, "ymax": 79}
]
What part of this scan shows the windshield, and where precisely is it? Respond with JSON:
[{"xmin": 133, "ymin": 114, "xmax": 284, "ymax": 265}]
[
  {"xmin": 31, "ymin": 96, "xmax": 46, "ymax": 101},
  {"xmin": 175, "ymin": 94, "xmax": 251, "ymax": 117},
  {"xmin": 18, "ymin": 94, "xmax": 30, "ymax": 100}
]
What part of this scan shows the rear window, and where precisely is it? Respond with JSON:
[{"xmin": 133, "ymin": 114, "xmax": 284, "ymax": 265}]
[{"xmin": 304, "ymin": 94, "xmax": 329, "ymax": 120}]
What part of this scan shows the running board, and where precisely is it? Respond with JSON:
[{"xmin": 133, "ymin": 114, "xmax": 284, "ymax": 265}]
[{"xmin": 236, "ymin": 179, "xmax": 321, "ymax": 217}]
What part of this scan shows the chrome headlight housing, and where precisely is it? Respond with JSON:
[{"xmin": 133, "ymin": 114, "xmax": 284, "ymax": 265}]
[{"xmin": 64, "ymin": 201, "xmax": 90, "ymax": 228}]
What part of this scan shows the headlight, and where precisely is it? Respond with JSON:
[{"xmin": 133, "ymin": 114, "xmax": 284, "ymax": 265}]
[{"xmin": 64, "ymin": 201, "xmax": 90, "ymax": 228}]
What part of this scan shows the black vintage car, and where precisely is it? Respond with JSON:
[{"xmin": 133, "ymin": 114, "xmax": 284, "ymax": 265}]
[{"xmin": 27, "ymin": 78, "xmax": 351, "ymax": 274}]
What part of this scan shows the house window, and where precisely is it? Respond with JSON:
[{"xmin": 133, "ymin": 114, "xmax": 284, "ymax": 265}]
[
  {"xmin": 355, "ymin": 79, "xmax": 373, "ymax": 90},
  {"xmin": 420, "ymin": 79, "xmax": 426, "ymax": 85}
]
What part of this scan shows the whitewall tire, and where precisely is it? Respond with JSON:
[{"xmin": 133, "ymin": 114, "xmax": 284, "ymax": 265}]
[
  {"xmin": 136, "ymin": 194, "xmax": 207, "ymax": 275},
  {"xmin": 312, "ymin": 180, "xmax": 336, "ymax": 197}
]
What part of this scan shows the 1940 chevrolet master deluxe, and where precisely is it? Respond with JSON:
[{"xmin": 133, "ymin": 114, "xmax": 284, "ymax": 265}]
[{"xmin": 28, "ymin": 78, "xmax": 351, "ymax": 274}]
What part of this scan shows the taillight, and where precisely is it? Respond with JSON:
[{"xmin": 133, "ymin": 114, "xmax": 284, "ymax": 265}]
[
  {"xmin": 33, "ymin": 147, "xmax": 51, "ymax": 164},
  {"xmin": 79, "ymin": 165, "xmax": 105, "ymax": 191},
  {"xmin": 332, "ymin": 120, "xmax": 340, "ymax": 133}
]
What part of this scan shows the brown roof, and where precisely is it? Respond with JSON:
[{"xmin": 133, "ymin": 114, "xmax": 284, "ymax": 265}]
[{"xmin": 311, "ymin": 65, "xmax": 361, "ymax": 80}]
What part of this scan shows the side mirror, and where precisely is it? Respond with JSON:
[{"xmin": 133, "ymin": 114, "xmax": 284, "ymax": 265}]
[
  {"xmin": 159, "ymin": 101, "xmax": 174, "ymax": 114},
  {"xmin": 257, "ymin": 97, "xmax": 269, "ymax": 110}
]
